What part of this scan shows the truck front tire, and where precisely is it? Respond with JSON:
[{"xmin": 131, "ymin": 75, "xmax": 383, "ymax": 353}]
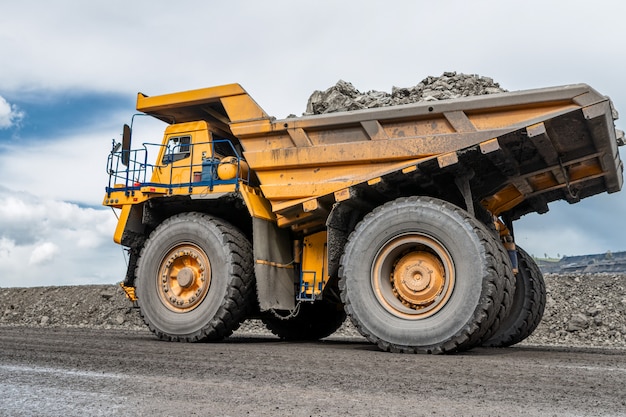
[
  {"xmin": 135, "ymin": 212, "xmax": 254, "ymax": 342},
  {"xmin": 339, "ymin": 197, "xmax": 508, "ymax": 354}
]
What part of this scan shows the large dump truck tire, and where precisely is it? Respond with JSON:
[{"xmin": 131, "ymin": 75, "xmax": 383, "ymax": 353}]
[
  {"xmin": 339, "ymin": 196, "xmax": 506, "ymax": 354},
  {"xmin": 135, "ymin": 212, "xmax": 254, "ymax": 342},
  {"xmin": 262, "ymin": 301, "xmax": 346, "ymax": 341},
  {"xmin": 483, "ymin": 247, "xmax": 546, "ymax": 347},
  {"xmin": 474, "ymin": 237, "xmax": 516, "ymax": 346}
]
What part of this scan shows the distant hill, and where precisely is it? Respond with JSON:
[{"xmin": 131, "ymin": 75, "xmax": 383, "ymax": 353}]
[{"xmin": 535, "ymin": 251, "xmax": 626, "ymax": 274}]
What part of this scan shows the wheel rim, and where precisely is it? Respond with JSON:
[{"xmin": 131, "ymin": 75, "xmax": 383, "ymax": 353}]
[
  {"xmin": 372, "ymin": 233, "xmax": 455, "ymax": 319},
  {"xmin": 157, "ymin": 243, "xmax": 211, "ymax": 312}
]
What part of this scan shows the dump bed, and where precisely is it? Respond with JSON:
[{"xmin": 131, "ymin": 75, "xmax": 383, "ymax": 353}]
[{"xmin": 137, "ymin": 83, "xmax": 623, "ymax": 230}]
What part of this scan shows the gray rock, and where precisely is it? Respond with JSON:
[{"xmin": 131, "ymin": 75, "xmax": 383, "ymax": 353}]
[
  {"xmin": 567, "ymin": 313, "xmax": 590, "ymax": 332},
  {"xmin": 587, "ymin": 305, "xmax": 604, "ymax": 317},
  {"xmin": 304, "ymin": 72, "xmax": 507, "ymax": 116},
  {"xmin": 100, "ymin": 291, "xmax": 114, "ymax": 300}
]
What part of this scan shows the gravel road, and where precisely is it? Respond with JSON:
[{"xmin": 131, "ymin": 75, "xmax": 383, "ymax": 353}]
[
  {"xmin": 1, "ymin": 326, "xmax": 625, "ymax": 417},
  {"xmin": 0, "ymin": 274, "xmax": 626, "ymax": 416},
  {"xmin": 2, "ymin": 273, "xmax": 626, "ymax": 415}
]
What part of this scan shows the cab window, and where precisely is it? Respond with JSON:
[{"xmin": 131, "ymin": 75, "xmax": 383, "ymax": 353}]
[{"xmin": 162, "ymin": 135, "xmax": 191, "ymax": 164}]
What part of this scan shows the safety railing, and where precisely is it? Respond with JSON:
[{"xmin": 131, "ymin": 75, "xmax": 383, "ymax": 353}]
[
  {"xmin": 106, "ymin": 139, "xmax": 248, "ymax": 196},
  {"xmin": 297, "ymin": 270, "xmax": 324, "ymax": 301}
]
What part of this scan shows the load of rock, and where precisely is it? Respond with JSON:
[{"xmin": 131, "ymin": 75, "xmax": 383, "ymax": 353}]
[
  {"xmin": 304, "ymin": 71, "xmax": 506, "ymax": 115},
  {"xmin": 1, "ymin": 273, "xmax": 626, "ymax": 349}
]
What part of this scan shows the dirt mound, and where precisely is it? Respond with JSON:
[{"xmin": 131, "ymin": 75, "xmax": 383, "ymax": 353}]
[
  {"xmin": 305, "ymin": 71, "xmax": 506, "ymax": 115},
  {"xmin": 526, "ymin": 273, "xmax": 626, "ymax": 348},
  {"xmin": 2, "ymin": 273, "xmax": 626, "ymax": 348}
]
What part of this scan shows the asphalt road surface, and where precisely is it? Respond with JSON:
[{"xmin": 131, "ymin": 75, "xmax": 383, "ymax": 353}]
[{"xmin": 1, "ymin": 326, "xmax": 625, "ymax": 416}]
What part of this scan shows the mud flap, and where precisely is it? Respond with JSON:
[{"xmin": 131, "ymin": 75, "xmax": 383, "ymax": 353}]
[{"xmin": 253, "ymin": 218, "xmax": 296, "ymax": 311}]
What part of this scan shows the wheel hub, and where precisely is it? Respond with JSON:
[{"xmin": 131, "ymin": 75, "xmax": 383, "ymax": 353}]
[
  {"xmin": 157, "ymin": 243, "xmax": 211, "ymax": 312},
  {"xmin": 372, "ymin": 234, "xmax": 455, "ymax": 320},
  {"xmin": 176, "ymin": 267, "xmax": 195, "ymax": 288},
  {"xmin": 392, "ymin": 251, "xmax": 446, "ymax": 309}
]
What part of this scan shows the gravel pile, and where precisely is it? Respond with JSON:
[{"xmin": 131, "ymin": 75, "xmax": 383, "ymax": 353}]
[
  {"xmin": 304, "ymin": 71, "xmax": 506, "ymax": 115},
  {"xmin": 524, "ymin": 273, "xmax": 626, "ymax": 348},
  {"xmin": 1, "ymin": 273, "xmax": 626, "ymax": 349}
]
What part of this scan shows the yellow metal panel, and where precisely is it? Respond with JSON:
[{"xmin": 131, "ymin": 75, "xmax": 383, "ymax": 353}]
[
  {"xmin": 177, "ymin": 184, "xmax": 237, "ymax": 196},
  {"xmin": 479, "ymin": 138, "xmax": 500, "ymax": 154},
  {"xmin": 382, "ymin": 116, "xmax": 454, "ymax": 137},
  {"xmin": 103, "ymin": 188, "xmax": 150, "ymax": 208},
  {"xmin": 527, "ymin": 172, "xmax": 558, "ymax": 191},
  {"xmin": 113, "ymin": 204, "xmax": 133, "ymax": 244},
  {"xmin": 307, "ymin": 126, "xmax": 368, "ymax": 145},
  {"xmin": 568, "ymin": 160, "xmax": 604, "ymax": 181},
  {"xmin": 300, "ymin": 231, "xmax": 328, "ymax": 297},
  {"xmin": 234, "ymin": 133, "xmax": 294, "ymax": 152},
  {"xmin": 220, "ymin": 95, "xmax": 269, "ymax": 122},
  {"xmin": 228, "ymin": 119, "xmax": 274, "ymax": 136},
  {"xmin": 482, "ymin": 184, "xmax": 525, "ymax": 215},
  {"xmin": 136, "ymin": 84, "xmax": 247, "ymax": 113},
  {"xmin": 302, "ymin": 199, "xmax": 319, "ymax": 212},
  {"xmin": 287, "ymin": 128, "xmax": 313, "ymax": 147},
  {"xmin": 334, "ymin": 188, "xmax": 351, "ymax": 202},
  {"xmin": 239, "ymin": 184, "xmax": 276, "ymax": 221},
  {"xmin": 140, "ymin": 186, "xmax": 169, "ymax": 194},
  {"xmin": 468, "ymin": 103, "xmax": 577, "ymax": 130},
  {"xmin": 437, "ymin": 152, "xmax": 458, "ymax": 168},
  {"xmin": 361, "ymin": 120, "xmax": 390, "ymax": 140},
  {"xmin": 257, "ymin": 159, "xmax": 422, "ymax": 202},
  {"xmin": 163, "ymin": 121, "xmax": 209, "ymax": 135},
  {"xmin": 119, "ymin": 283, "xmax": 137, "ymax": 302},
  {"xmin": 271, "ymin": 196, "xmax": 316, "ymax": 214},
  {"xmin": 244, "ymin": 137, "xmax": 437, "ymax": 169},
  {"xmin": 276, "ymin": 211, "xmax": 316, "ymax": 228}
]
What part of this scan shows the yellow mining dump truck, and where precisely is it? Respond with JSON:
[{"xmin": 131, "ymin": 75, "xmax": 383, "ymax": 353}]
[{"xmin": 104, "ymin": 83, "xmax": 623, "ymax": 353}]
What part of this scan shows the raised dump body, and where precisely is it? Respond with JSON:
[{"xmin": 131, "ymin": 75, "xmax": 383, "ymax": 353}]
[
  {"xmin": 104, "ymin": 82, "xmax": 623, "ymax": 354},
  {"xmin": 135, "ymin": 83, "xmax": 623, "ymax": 229}
]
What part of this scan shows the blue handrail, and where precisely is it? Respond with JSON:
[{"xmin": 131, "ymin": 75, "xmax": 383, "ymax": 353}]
[{"xmin": 105, "ymin": 139, "xmax": 247, "ymax": 196}]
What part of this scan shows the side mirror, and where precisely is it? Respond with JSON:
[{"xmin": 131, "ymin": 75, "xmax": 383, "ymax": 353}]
[{"xmin": 121, "ymin": 124, "xmax": 131, "ymax": 166}]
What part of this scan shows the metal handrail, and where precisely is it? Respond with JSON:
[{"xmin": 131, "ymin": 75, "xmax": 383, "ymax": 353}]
[{"xmin": 106, "ymin": 139, "xmax": 247, "ymax": 196}]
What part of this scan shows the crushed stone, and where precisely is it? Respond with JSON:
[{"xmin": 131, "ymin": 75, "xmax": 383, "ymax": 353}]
[
  {"xmin": 304, "ymin": 71, "xmax": 506, "ymax": 115},
  {"xmin": 1, "ymin": 273, "xmax": 625, "ymax": 348}
]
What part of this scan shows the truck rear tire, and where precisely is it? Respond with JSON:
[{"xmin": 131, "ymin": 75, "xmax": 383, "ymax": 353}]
[
  {"xmin": 135, "ymin": 212, "xmax": 254, "ymax": 342},
  {"xmin": 339, "ymin": 196, "xmax": 506, "ymax": 354},
  {"xmin": 483, "ymin": 247, "xmax": 546, "ymax": 347},
  {"xmin": 262, "ymin": 301, "xmax": 346, "ymax": 341}
]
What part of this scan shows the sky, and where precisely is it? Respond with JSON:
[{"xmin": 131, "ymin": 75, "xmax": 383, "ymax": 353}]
[{"xmin": 1, "ymin": 0, "xmax": 625, "ymax": 287}]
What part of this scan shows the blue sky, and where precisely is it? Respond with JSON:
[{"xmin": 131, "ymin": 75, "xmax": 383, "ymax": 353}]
[
  {"xmin": 1, "ymin": 0, "xmax": 625, "ymax": 287},
  {"xmin": 1, "ymin": 93, "xmax": 132, "ymax": 142}
]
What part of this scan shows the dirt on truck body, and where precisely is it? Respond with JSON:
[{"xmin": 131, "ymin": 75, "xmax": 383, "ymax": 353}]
[{"xmin": 103, "ymin": 77, "xmax": 624, "ymax": 353}]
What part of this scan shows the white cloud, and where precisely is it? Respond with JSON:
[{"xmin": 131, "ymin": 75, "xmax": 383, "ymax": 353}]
[
  {"xmin": 1, "ymin": 1, "xmax": 624, "ymax": 119},
  {"xmin": 0, "ymin": 188, "xmax": 125, "ymax": 287},
  {"xmin": 0, "ymin": 95, "xmax": 24, "ymax": 129},
  {"xmin": 0, "ymin": 237, "xmax": 16, "ymax": 258},
  {"xmin": 0, "ymin": 125, "xmax": 122, "ymax": 205},
  {"xmin": 29, "ymin": 242, "xmax": 59, "ymax": 265}
]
